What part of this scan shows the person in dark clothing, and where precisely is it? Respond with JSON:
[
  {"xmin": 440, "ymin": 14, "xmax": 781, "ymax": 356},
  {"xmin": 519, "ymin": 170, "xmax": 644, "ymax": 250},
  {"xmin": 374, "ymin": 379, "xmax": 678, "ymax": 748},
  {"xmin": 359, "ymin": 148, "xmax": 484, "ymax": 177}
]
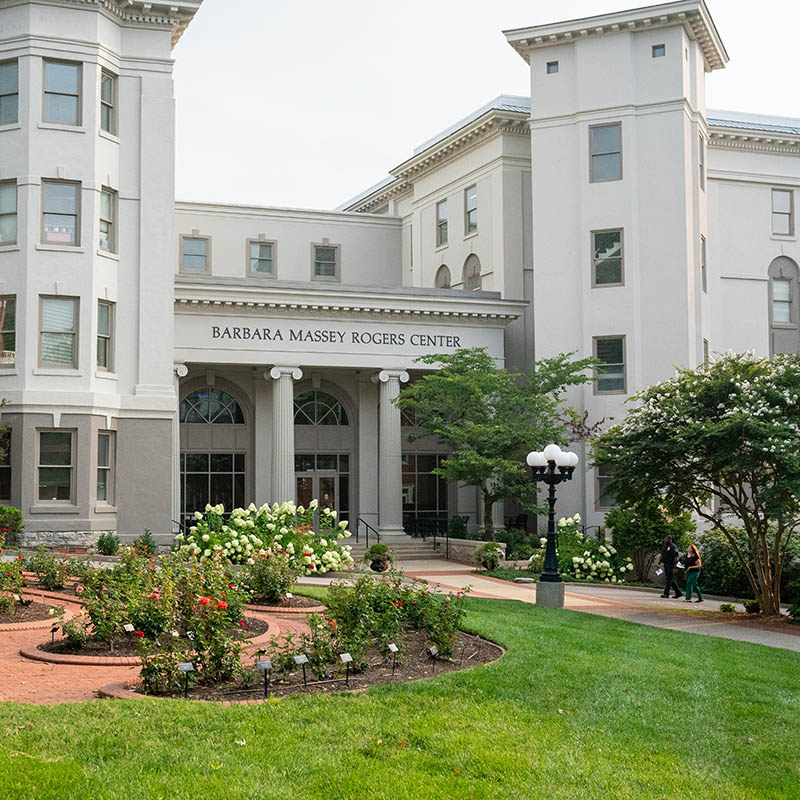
[
  {"xmin": 657, "ymin": 535, "xmax": 682, "ymax": 598},
  {"xmin": 684, "ymin": 543, "xmax": 703, "ymax": 603}
]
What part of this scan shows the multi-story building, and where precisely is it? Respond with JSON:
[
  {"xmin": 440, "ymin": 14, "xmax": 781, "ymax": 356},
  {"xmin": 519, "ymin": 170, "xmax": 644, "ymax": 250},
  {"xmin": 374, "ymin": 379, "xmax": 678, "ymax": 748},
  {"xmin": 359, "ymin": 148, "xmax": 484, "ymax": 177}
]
[{"xmin": 0, "ymin": 0, "xmax": 797, "ymax": 546}]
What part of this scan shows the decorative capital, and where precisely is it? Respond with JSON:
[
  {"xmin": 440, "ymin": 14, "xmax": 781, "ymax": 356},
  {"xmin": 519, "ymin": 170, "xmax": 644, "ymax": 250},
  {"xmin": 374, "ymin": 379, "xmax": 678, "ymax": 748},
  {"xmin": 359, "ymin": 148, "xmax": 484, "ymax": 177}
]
[
  {"xmin": 174, "ymin": 363, "xmax": 189, "ymax": 378},
  {"xmin": 373, "ymin": 369, "xmax": 410, "ymax": 385},
  {"xmin": 269, "ymin": 366, "xmax": 303, "ymax": 381}
]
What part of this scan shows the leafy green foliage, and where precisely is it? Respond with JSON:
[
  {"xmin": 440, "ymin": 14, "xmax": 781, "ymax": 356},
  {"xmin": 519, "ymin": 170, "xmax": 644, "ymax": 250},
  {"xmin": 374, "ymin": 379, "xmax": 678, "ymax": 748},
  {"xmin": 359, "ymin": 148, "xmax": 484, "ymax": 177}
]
[
  {"xmin": 605, "ymin": 500, "xmax": 695, "ymax": 581},
  {"xmin": 0, "ymin": 505, "xmax": 23, "ymax": 541},
  {"xmin": 135, "ymin": 529, "xmax": 157, "ymax": 555},
  {"xmin": 96, "ymin": 532, "xmax": 120, "ymax": 556},
  {"xmin": 27, "ymin": 545, "xmax": 69, "ymax": 591},
  {"xmin": 245, "ymin": 550, "xmax": 299, "ymax": 603},
  {"xmin": 396, "ymin": 347, "xmax": 594, "ymax": 538},
  {"xmin": 594, "ymin": 352, "xmax": 800, "ymax": 615},
  {"xmin": 474, "ymin": 542, "xmax": 504, "ymax": 570}
]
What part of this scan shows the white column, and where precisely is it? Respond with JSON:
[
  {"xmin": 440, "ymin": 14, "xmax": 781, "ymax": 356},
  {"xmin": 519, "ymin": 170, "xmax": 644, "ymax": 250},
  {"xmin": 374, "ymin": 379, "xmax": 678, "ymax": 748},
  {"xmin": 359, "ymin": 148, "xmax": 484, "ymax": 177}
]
[
  {"xmin": 270, "ymin": 366, "xmax": 302, "ymax": 504},
  {"xmin": 373, "ymin": 369, "xmax": 409, "ymax": 539},
  {"xmin": 172, "ymin": 363, "xmax": 188, "ymax": 530}
]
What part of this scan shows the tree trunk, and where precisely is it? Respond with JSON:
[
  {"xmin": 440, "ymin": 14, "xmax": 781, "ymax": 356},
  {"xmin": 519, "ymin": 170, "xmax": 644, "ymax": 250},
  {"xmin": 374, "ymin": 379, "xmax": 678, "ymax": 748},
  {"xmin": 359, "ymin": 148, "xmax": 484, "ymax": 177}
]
[{"xmin": 482, "ymin": 494, "xmax": 495, "ymax": 542}]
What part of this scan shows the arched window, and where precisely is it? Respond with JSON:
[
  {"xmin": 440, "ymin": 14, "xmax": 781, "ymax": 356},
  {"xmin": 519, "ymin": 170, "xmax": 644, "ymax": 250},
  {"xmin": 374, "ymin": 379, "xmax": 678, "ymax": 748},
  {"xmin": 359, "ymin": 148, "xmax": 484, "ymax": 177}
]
[
  {"xmin": 180, "ymin": 387, "xmax": 245, "ymax": 424},
  {"xmin": 463, "ymin": 254, "xmax": 482, "ymax": 291},
  {"xmin": 435, "ymin": 265, "xmax": 451, "ymax": 289},
  {"xmin": 294, "ymin": 390, "xmax": 349, "ymax": 426},
  {"xmin": 768, "ymin": 256, "xmax": 800, "ymax": 356}
]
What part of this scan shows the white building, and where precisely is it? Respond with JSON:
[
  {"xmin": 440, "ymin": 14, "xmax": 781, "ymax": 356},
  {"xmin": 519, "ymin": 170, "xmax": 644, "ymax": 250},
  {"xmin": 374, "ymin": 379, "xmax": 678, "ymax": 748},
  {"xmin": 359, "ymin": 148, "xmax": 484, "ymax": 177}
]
[{"xmin": 0, "ymin": 0, "xmax": 797, "ymax": 547}]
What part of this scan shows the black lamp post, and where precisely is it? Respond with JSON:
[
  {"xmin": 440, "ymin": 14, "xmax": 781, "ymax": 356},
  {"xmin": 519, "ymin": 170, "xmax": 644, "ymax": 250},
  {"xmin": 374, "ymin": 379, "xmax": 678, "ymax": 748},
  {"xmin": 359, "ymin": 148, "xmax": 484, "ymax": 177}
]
[{"xmin": 527, "ymin": 444, "xmax": 579, "ymax": 587}]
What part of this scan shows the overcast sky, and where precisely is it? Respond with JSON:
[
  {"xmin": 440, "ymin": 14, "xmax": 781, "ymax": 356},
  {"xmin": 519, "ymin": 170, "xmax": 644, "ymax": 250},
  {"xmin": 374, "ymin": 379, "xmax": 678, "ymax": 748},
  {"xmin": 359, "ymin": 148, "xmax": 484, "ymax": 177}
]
[{"xmin": 173, "ymin": 0, "xmax": 799, "ymax": 211}]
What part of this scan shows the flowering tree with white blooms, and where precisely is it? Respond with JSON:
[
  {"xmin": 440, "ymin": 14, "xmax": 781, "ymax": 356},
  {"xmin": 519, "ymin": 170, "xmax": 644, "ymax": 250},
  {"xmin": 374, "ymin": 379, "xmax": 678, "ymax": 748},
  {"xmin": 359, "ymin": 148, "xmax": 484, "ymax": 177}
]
[{"xmin": 593, "ymin": 352, "xmax": 800, "ymax": 616}]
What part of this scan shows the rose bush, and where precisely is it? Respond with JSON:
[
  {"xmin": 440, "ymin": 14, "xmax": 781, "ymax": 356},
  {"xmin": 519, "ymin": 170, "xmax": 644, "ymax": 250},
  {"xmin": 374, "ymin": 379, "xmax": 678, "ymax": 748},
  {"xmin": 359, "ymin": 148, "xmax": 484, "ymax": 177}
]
[{"xmin": 176, "ymin": 499, "xmax": 354, "ymax": 575}]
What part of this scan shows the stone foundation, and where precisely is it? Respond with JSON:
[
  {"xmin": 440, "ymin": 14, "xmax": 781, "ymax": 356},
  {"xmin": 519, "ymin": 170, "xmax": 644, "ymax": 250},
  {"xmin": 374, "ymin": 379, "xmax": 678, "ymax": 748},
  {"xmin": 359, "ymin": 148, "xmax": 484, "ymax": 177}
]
[{"xmin": 11, "ymin": 530, "xmax": 110, "ymax": 551}]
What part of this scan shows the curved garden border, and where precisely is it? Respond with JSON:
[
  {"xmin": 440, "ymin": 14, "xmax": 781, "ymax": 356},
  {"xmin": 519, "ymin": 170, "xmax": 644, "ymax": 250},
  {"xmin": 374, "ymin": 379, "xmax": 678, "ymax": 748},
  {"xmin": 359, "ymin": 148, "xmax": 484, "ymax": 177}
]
[
  {"xmin": 245, "ymin": 602, "xmax": 326, "ymax": 615},
  {"xmin": 0, "ymin": 590, "xmax": 81, "ymax": 633}
]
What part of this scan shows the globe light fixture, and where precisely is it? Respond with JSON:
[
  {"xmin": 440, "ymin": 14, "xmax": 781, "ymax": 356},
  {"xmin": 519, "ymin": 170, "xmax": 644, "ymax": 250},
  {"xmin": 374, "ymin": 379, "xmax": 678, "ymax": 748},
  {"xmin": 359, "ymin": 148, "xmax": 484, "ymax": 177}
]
[{"xmin": 527, "ymin": 443, "xmax": 580, "ymax": 608}]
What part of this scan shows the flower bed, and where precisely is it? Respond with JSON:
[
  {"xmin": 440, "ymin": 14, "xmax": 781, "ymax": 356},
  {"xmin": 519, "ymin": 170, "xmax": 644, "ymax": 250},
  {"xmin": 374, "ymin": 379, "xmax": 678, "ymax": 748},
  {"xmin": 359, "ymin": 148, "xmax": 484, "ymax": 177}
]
[
  {"xmin": 176, "ymin": 500, "xmax": 354, "ymax": 575},
  {"xmin": 0, "ymin": 600, "xmax": 61, "ymax": 626}
]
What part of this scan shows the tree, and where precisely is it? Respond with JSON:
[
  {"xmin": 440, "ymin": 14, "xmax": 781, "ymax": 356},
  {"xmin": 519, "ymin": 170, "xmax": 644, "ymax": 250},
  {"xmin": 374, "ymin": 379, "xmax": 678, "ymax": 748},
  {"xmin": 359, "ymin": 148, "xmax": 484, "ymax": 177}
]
[
  {"xmin": 593, "ymin": 352, "xmax": 800, "ymax": 615},
  {"xmin": 396, "ymin": 348, "xmax": 594, "ymax": 539},
  {"xmin": 604, "ymin": 500, "xmax": 695, "ymax": 582}
]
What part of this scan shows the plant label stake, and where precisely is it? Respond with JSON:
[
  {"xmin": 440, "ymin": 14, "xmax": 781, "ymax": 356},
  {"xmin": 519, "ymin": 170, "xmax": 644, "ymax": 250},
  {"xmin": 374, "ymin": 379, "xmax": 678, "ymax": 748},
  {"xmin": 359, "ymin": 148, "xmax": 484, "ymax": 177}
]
[
  {"xmin": 123, "ymin": 623, "xmax": 135, "ymax": 634},
  {"xmin": 286, "ymin": 592, "xmax": 293, "ymax": 608},
  {"xmin": 178, "ymin": 662, "xmax": 194, "ymax": 698},
  {"xmin": 257, "ymin": 659, "xmax": 272, "ymax": 697},
  {"xmin": 171, "ymin": 630, "xmax": 180, "ymax": 639},
  {"xmin": 427, "ymin": 645, "xmax": 438, "ymax": 674},
  {"xmin": 294, "ymin": 654, "xmax": 308, "ymax": 689},
  {"xmin": 340, "ymin": 653, "xmax": 352, "ymax": 687},
  {"xmin": 388, "ymin": 643, "xmax": 398, "ymax": 675},
  {"xmin": 50, "ymin": 624, "xmax": 59, "ymax": 644}
]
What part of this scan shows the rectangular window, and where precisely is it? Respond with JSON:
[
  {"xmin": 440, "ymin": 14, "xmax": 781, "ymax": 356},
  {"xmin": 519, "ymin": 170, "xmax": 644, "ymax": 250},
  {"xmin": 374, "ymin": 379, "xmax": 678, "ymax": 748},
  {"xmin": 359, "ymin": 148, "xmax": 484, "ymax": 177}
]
[
  {"xmin": 100, "ymin": 70, "xmax": 116, "ymax": 134},
  {"xmin": 594, "ymin": 335, "xmax": 626, "ymax": 393},
  {"xmin": 0, "ymin": 295, "xmax": 15, "ymax": 367},
  {"xmin": 313, "ymin": 244, "xmax": 339, "ymax": 280},
  {"xmin": 699, "ymin": 135, "xmax": 705, "ymax": 191},
  {"xmin": 652, "ymin": 44, "xmax": 666, "ymax": 58},
  {"xmin": 0, "ymin": 180, "xmax": 17, "ymax": 244},
  {"xmin": 464, "ymin": 185, "xmax": 477, "ymax": 234},
  {"xmin": 99, "ymin": 187, "xmax": 116, "ymax": 252},
  {"xmin": 43, "ymin": 60, "xmax": 81, "ymax": 125},
  {"xmin": 0, "ymin": 429, "xmax": 10, "ymax": 502},
  {"xmin": 402, "ymin": 453, "xmax": 449, "ymax": 535},
  {"xmin": 97, "ymin": 431, "xmax": 115, "ymax": 504},
  {"xmin": 97, "ymin": 300, "xmax": 113, "ymax": 370},
  {"xmin": 38, "ymin": 430, "xmax": 74, "ymax": 503},
  {"xmin": 0, "ymin": 60, "xmax": 18, "ymax": 125},
  {"xmin": 596, "ymin": 465, "xmax": 616, "ymax": 509},
  {"xmin": 248, "ymin": 240, "xmax": 274, "ymax": 275},
  {"xmin": 546, "ymin": 60, "xmax": 559, "ymax": 74},
  {"xmin": 436, "ymin": 199, "xmax": 448, "ymax": 246},
  {"xmin": 590, "ymin": 123, "xmax": 622, "ymax": 182},
  {"xmin": 180, "ymin": 235, "xmax": 209, "ymax": 272},
  {"xmin": 701, "ymin": 235, "xmax": 707, "ymax": 293},
  {"xmin": 42, "ymin": 180, "xmax": 80, "ymax": 245},
  {"xmin": 773, "ymin": 278, "xmax": 792, "ymax": 324},
  {"xmin": 772, "ymin": 189, "xmax": 794, "ymax": 236},
  {"xmin": 40, "ymin": 296, "xmax": 78, "ymax": 368},
  {"xmin": 592, "ymin": 229, "xmax": 624, "ymax": 286}
]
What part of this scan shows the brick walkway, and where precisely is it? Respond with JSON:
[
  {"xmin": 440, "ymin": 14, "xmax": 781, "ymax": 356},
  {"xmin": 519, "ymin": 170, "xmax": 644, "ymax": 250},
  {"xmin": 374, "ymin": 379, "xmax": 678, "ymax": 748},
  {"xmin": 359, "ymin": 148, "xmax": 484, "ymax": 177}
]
[{"xmin": 0, "ymin": 592, "xmax": 311, "ymax": 705}]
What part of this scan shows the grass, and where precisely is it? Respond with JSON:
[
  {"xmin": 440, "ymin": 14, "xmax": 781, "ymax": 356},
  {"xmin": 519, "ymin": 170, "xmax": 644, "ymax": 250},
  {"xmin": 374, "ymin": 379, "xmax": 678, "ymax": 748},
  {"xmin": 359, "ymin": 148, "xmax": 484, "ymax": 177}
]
[{"xmin": 1, "ymin": 596, "xmax": 799, "ymax": 800}]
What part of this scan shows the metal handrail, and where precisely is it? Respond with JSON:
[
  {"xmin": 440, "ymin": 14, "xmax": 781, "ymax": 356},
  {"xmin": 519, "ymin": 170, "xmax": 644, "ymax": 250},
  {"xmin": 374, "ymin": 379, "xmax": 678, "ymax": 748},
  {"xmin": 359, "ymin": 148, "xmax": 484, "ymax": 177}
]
[{"xmin": 356, "ymin": 517, "xmax": 380, "ymax": 548}]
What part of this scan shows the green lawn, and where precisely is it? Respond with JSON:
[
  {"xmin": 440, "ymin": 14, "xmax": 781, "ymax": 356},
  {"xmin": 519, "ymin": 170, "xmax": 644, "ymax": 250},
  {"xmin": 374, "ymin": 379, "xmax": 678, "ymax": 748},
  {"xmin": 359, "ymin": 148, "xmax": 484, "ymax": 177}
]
[{"xmin": 1, "ymin": 596, "xmax": 798, "ymax": 800}]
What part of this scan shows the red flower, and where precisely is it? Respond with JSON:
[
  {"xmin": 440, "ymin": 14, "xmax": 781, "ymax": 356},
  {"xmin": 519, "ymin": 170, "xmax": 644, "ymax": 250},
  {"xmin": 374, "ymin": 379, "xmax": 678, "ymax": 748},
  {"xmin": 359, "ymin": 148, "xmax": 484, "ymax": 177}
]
[
  {"xmin": 238, "ymin": 620, "xmax": 248, "ymax": 629},
  {"xmin": 228, "ymin": 583, "xmax": 235, "ymax": 589},
  {"xmin": 394, "ymin": 600, "xmax": 403, "ymax": 607},
  {"xmin": 17, "ymin": 555, "xmax": 22, "ymax": 560},
  {"xmin": 198, "ymin": 596, "xmax": 211, "ymax": 605},
  {"xmin": 216, "ymin": 600, "xmax": 228, "ymax": 610},
  {"xmin": 134, "ymin": 631, "xmax": 145, "ymax": 638},
  {"xmin": 149, "ymin": 592, "xmax": 159, "ymax": 599}
]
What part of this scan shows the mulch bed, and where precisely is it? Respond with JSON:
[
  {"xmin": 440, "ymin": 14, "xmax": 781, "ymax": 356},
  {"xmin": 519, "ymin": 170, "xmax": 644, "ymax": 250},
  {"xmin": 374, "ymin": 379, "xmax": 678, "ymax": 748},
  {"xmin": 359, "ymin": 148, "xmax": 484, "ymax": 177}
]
[
  {"xmin": 671, "ymin": 608, "xmax": 800, "ymax": 636},
  {"xmin": 246, "ymin": 595, "xmax": 323, "ymax": 610},
  {"xmin": 39, "ymin": 616, "xmax": 270, "ymax": 657},
  {"xmin": 134, "ymin": 629, "xmax": 503, "ymax": 702},
  {"xmin": 0, "ymin": 600, "xmax": 62, "ymax": 625}
]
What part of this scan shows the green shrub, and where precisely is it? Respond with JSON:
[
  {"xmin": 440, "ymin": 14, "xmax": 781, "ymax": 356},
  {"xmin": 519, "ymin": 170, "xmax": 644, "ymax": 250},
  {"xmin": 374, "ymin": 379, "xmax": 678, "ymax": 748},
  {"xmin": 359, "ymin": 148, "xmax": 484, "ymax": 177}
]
[
  {"xmin": 1, "ymin": 556, "xmax": 25, "ymax": 596},
  {"xmin": 364, "ymin": 542, "xmax": 392, "ymax": 562},
  {"xmin": 61, "ymin": 616, "xmax": 90, "ymax": 649},
  {"xmin": 743, "ymin": 599, "xmax": 761, "ymax": 615},
  {"xmin": 0, "ymin": 505, "xmax": 24, "ymax": 544},
  {"xmin": 97, "ymin": 532, "xmax": 120, "ymax": 556},
  {"xmin": 246, "ymin": 550, "xmax": 298, "ymax": 603},
  {"xmin": 789, "ymin": 582, "xmax": 800, "ymax": 625},
  {"xmin": 28, "ymin": 545, "xmax": 69, "ymax": 591},
  {"xmin": 512, "ymin": 543, "xmax": 535, "ymax": 561},
  {"xmin": 720, "ymin": 603, "xmax": 735, "ymax": 613},
  {"xmin": 474, "ymin": 542, "xmax": 504, "ymax": 570},
  {"xmin": 135, "ymin": 529, "xmax": 157, "ymax": 555},
  {"xmin": 447, "ymin": 516, "xmax": 472, "ymax": 540},
  {"xmin": 556, "ymin": 515, "xmax": 634, "ymax": 583}
]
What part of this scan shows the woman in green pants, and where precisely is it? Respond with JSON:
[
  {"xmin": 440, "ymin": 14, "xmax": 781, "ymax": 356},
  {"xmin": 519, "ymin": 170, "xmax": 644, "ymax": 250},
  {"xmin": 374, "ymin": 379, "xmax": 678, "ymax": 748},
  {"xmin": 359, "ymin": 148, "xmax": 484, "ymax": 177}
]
[{"xmin": 684, "ymin": 543, "xmax": 703, "ymax": 603}]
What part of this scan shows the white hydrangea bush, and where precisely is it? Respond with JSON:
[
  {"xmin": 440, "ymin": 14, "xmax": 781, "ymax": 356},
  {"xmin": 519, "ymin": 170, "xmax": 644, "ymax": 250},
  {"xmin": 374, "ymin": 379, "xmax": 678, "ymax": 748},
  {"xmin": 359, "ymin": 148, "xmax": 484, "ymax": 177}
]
[{"xmin": 175, "ymin": 499, "xmax": 353, "ymax": 575}]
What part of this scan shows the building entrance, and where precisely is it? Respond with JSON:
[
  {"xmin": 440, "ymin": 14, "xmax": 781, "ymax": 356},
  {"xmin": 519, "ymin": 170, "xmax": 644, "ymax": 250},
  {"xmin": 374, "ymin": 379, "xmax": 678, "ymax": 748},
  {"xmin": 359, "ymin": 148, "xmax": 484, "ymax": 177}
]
[{"xmin": 295, "ymin": 453, "xmax": 350, "ymax": 524}]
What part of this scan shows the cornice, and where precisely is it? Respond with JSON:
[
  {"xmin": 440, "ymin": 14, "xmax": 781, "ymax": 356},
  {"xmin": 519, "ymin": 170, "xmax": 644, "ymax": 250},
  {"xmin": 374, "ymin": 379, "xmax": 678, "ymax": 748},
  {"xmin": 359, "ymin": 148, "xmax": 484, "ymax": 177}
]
[
  {"xmin": 504, "ymin": 1, "xmax": 727, "ymax": 72},
  {"xmin": 708, "ymin": 129, "xmax": 800, "ymax": 157},
  {"xmin": 0, "ymin": 0, "xmax": 203, "ymax": 48},
  {"xmin": 346, "ymin": 112, "xmax": 530, "ymax": 213}
]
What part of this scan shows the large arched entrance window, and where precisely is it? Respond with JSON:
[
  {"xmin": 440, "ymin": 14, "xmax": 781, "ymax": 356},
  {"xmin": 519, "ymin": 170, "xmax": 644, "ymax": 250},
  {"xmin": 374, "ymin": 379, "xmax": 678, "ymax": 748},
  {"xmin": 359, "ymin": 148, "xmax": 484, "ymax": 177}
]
[
  {"xmin": 179, "ymin": 385, "xmax": 249, "ymax": 524},
  {"xmin": 294, "ymin": 388, "xmax": 353, "ymax": 522},
  {"xmin": 768, "ymin": 256, "xmax": 800, "ymax": 355},
  {"xmin": 435, "ymin": 264, "xmax": 451, "ymax": 289},
  {"xmin": 463, "ymin": 254, "xmax": 482, "ymax": 291}
]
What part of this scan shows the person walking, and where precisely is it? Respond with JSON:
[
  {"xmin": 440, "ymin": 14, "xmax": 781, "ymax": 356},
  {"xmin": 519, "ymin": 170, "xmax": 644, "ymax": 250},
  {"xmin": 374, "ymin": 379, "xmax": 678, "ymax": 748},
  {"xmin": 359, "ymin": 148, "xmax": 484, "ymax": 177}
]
[
  {"xmin": 657, "ymin": 535, "xmax": 682, "ymax": 598},
  {"xmin": 684, "ymin": 543, "xmax": 703, "ymax": 603}
]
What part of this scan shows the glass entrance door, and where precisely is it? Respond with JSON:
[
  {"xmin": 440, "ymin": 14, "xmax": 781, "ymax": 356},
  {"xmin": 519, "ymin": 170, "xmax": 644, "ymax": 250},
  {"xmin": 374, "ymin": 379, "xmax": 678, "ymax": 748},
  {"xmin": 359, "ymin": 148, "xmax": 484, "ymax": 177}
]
[{"xmin": 295, "ymin": 453, "xmax": 350, "ymax": 523}]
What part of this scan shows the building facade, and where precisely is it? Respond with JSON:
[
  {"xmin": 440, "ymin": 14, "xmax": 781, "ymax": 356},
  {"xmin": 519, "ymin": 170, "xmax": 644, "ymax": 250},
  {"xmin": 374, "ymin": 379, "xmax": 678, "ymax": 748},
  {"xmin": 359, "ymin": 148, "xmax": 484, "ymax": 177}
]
[{"xmin": 0, "ymin": 0, "xmax": 798, "ymax": 546}]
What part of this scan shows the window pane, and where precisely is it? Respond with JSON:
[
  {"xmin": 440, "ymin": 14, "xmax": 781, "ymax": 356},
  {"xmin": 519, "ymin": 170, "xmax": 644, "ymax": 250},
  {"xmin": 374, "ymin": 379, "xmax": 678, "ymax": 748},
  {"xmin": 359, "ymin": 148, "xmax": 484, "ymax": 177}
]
[
  {"xmin": 43, "ymin": 214, "xmax": 77, "ymax": 244},
  {"xmin": 234, "ymin": 453, "xmax": 245, "ymax": 472},
  {"xmin": 315, "ymin": 246, "xmax": 336, "ymax": 262},
  {"xmin": 773, "ymin": 191, "xmax": 792, "ymax": 214},
  {"xmin": 101, "ymin": 73, "xmax": 114, "ymax": 104},
  {"xmin": 185, "ymin": 453, "xmax": 209, "ymax": 472},
  {"xmin": 437, "ymin": 201, "xmax": 447, "ymax": 221},
  {"xmin": 210, "ymin": 453, "xmax": 233, "ymax": 472},
  {"xmin": 182, "ymin": 253, "xmax": 206, "ymax": 270},
  {"xmin": 593, "ymin": 230, "xmax": 621, "ymax": 259},
  {"xmin": 209, "ymin": 474, "xmax": 233, "ymax": 508},
  {"xmin": 183, "ymin": 238, "xmax": 207, "ymax": 256},
  {"xmin": 338, "ymin": 454, "xmax": 349, "ymax": 473},
  {"xmin": 596, "ymin": 337, "xmax": 623, "ymax": 364},
  {"xmin": 45, "ymin": 62, "xmax": 79, "ymax": 94},
  {"xmin": 42, "ymin": 299, "xmax": 75, "ymax": 332},
  {"xmin": 184, "ymin": 473, "xmax": 207, "ymax": 513},
  {"xmin": 773, "ymin": 213, "xmax": 791, "ymax": 236},
  {"xmin": 592, "ymin": 153, "xmax": 621, "ymax": 181},
  {"xmin": 0, "ymin": 296, "xmax": 14, "ymax": 331},
  {"xmin": 101, "ymin": 190, "xmax": 113, "ymax": 220},
  {"xmin": 98, "ymin": 434, "xmax": 110, "ymax": 467},
  {"xmin": 417, "ymin": 454, "xmax": 437, "ymax": 473},
  {"xmin": 465, "ymin": 186, "xmax": 477, "ymax": 209},
  {"xmin": 41, "ymin": 332, "xmax": 73, "ymax": 365},
  {"xmin": 251, "ymin": 242, "xmax": 272, "ymax": 260},
  {"xmin": 40, "ymin": 432, "xmax": 72, "ymax": 465},
  {"xmin": 96, "ymin": 336, "xmax": 109, "ymax": 368},
  {"xmin": 97, "ymin": 469, "xmax": 108, "ymax": 502},
  {"xmin": 100, "ymin": 104, "xmax": 112, "ymax": 132},
  {"xmin": 38, "ymin": 467, "xmax": 72, "ymax": 501},
  {"xmin": 597, "ymin": 367, "xmax": 624, "ymax": 392},
  {"xmin": 44, "ymin": 93, "xmax": 79, "ymax": 125},
  {"xmin": 0, "ymin": 213, "xmax": 16, "ymax": 244},
  {"xmin": 416, "ymin": 474, "xmax": 437, "ymax": 510},
  {"xmin": 595, "ymin": 257, "xmax": 622, "ymax": 285},
  {"xmin": 1, "ymin": 332, "xmax": 15, "ymax": 365},
  {"xmin": 98, "ymin": 302, "xmax": 110, "ymax": 336},
  {"xmin": 774, "ymin": 279, "xmax": 791, "ymax": 302},
  {"xmin": 0, "ymin": 62, "xmax": 17, "ymax": 94},
  {"xmin": 315, "ymin": 261, "xmax": 335, "ymax": 276},
  {"xmin": 591, "ymin": 125, "xmax": 620, "ymax": 155},
  {"xmin": 0, "ymin": 182, "xmax": 15, "ymax": 214},
  {"xmin": 44, "ymin": 183, "xmax": 78, "ymax": 214},
  {"xmin": 774, "ymin": 302, "xmax": 791, "ymax": 323},
  {"xmin": 0, "ymin": 94, "xmax": 18, "ymax": 125}
]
